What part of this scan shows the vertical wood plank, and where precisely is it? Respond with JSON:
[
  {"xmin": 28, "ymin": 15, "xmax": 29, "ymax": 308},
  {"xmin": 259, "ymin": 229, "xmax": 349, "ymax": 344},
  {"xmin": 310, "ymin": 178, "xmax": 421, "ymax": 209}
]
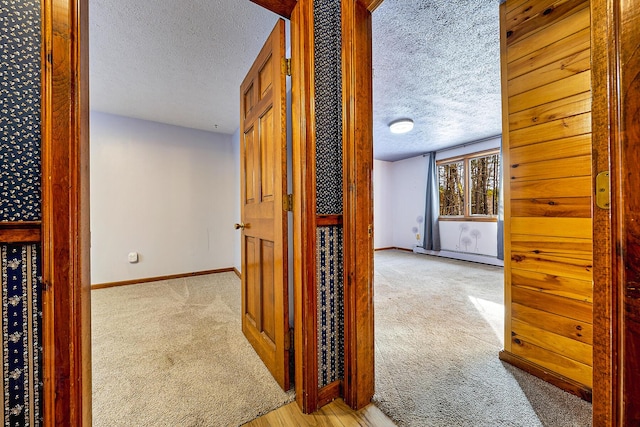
[
  {"xmin": 590, "ymin": 0, "xmax": 616, "ymax": 423},
  {"xmin": 342, "ymin": 0, "xmax": 375, "ymax": 411},
  {"xmin": 611, "ymin": 0, "xmax": 640, "ymax": 423},
  {"xmin": 500, "ymin": 1, "xmax": 514, "ymax": 354},
  {"xmin": 502, "ymin": 0, "xmax": 594, "ymax": 396},
  {"xmin": 290, "ymin": 0, "xmax": 320, "ymax": 413},
  {"xmin": 41, "ymin": 0, "xmax": 91, "ymax": 425}
]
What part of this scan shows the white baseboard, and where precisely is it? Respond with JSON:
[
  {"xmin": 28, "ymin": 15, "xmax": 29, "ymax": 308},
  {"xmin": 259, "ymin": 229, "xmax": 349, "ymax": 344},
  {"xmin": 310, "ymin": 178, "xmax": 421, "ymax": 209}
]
[{"xmin": 413, "ymin": 247, "xmax": 504, "ymax": 267}]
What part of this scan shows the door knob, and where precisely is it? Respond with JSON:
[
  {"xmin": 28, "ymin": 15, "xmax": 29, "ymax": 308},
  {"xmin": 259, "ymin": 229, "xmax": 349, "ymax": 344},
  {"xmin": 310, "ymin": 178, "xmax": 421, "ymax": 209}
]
[{"xmin": 234, "ymin": 223, "xmax": 246, "ymax": 230}]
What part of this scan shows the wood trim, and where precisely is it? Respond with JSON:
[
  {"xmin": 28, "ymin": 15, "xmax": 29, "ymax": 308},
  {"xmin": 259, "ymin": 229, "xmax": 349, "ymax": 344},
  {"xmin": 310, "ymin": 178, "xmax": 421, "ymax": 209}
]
[
  {"xmin": 590, "ymin": 0, "xmax": 616, "ymax": 424},
  {"xmin": 606, "ymin": 0, "xmax": 640, "ymax": 424},
  {"xmin": 342, "ymin": 0, "xmax": 375, "ymax": 411},
  {"xmin": 358, "ymin": 0, "xmax": 384, "ymax": 13},
  {"xmin": 41, "ymin": 0, "xmax": 91, "ymax": 425},
  {"xmin": 249, "ymin": 0, "xmax": 297, "ymax": 18},
  {"xmin": 374, "ymin": 247, "xmax": 413, "ymax": 252},
  {"xmin": 0, "ymin": 222, "xmax": 41, "ymax": 243},
  {"xmin": 499, "ymin": 350, "xmax": 592, "ymax": 402},
  {"xmin": 317, "ymin": 380, "xmax": 342, "ymax": 408},
  {"xmin": 438, "ymin": 216, "xmax": 498, "ymax": 222},
  {"xmin": 233, "ymin": 267, "xmax": 242, "ymax": 279},
  {"xmin": 291, "ymin": 0, "xmax": 319, "ymax": 413},
  {"xmin": 316, "ymin": 215, "xmax": 343, "ymax": 226},
  {"xmin": 436, "ymin": 148, "xmax": 500, "ymax": 165},
  {"xmin": 91, "ymin": 268, "xmax": 236, "ymax": 290},
  {"xmin": 499, "ymin": 1, "xmax": 514, "ymax": 355}
]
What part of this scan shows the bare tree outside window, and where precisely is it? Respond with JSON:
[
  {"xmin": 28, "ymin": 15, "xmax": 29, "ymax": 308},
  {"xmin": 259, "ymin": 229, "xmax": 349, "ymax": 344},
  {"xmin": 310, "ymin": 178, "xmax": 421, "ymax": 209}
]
[
  {"xmin": 437, "ymin": 151, "xmax": 500, "ymax": 218},
  {"xmin": 438, "ymin": 161, "xmax": 464, "ymax": 215},
  {"xmin": 470, "ymin": 154, "xmax": 500, "ymax": 215}
]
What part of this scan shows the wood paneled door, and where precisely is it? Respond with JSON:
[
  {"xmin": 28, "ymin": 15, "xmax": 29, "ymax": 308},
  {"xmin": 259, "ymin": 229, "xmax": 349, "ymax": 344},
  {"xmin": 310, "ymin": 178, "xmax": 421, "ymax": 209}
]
[{"xmin": 239, "ymin": 19, "xmax": 290, "ymax": 391}]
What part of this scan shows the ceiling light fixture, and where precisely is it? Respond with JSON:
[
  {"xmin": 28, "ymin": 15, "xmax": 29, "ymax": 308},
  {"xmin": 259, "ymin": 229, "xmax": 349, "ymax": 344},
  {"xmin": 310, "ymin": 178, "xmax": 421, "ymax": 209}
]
[{"xmin": 389, "ymin": 118, "xmax": 414, "ymax": 134}]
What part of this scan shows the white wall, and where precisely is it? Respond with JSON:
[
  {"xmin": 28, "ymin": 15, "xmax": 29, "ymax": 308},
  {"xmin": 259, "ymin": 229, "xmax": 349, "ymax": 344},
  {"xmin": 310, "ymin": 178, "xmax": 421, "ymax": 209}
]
[
  {"xmin": 435, "ymin": 136, "xmax": 501, "ymax": 258},
  {"xmin": 390, "ymin": 155, "xmax": 428, "ymax": 250},
  {"xmin": 439, "ymin": 221, "xmax": 498, "ymax": 257},
  {"xmin": 373, "ymin": 160, "xmax": 394, "ymax": 249},
  {"xmin": 232, "ymin": 128, "xmax": 241, "ymax": 273},
  {"xmin": 374, "ymin": 136, "xmax": 502, "ymax": 262},
  {"xmin": 90, "ymin": 112, "xmax": 236, "ymax": 284}
]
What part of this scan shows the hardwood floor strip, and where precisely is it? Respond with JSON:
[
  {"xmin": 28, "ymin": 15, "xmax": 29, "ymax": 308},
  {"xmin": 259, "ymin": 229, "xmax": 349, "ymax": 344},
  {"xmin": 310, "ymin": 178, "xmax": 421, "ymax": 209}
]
[
  {"xmin": 91, "ymin": 267, "xmax": 235, "ymax": 289},
  {"xmin": 242, "ymin": 399, "xmax": 396, "ymax": 427}
]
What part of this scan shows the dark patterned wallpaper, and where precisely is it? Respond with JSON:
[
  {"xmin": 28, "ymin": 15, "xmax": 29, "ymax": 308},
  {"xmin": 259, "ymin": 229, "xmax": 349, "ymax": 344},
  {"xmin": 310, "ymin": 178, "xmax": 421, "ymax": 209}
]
[
  {"xmin": 316, "ymin": 226, "xmax": 344, "ymax": 388},
  {"xmin": 314, "ymin": 0, "xmax": 343, "ymax": 215},
  {"xmin": 0, "ymin": 0, "xmax": 42, "ymax": 222},
  {"xmin": 1, "ymin": 1, "xmax": 44, "ymax": 426},
  {"xmin": 1, "ymin": 244, "xmax": 42, "ymax": 426}
]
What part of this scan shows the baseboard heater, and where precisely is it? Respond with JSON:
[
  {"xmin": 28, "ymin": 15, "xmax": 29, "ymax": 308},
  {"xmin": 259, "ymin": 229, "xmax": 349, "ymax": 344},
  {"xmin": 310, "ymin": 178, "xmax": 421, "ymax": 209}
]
[{"xmin": 413, "ymin": 247, "xmax": 504, "ymax": 267}]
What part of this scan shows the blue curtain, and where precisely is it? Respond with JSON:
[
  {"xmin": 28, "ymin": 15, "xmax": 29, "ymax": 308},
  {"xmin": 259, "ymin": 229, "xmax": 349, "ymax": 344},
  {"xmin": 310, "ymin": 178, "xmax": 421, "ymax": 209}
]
[
  {"xmin": 497, "ymin": 144, "xmax": 505, "ymax": 260},
  {"xmin": 423, "ymin": 152, "xmax": 441, "ymax": 251}
]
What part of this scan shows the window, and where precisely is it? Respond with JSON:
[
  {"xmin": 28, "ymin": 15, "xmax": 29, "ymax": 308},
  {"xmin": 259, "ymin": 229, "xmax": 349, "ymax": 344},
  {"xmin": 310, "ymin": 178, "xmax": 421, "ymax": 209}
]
[{"xmin": 438, "ymin": 150, "xmax": 500, "ymax": 219}]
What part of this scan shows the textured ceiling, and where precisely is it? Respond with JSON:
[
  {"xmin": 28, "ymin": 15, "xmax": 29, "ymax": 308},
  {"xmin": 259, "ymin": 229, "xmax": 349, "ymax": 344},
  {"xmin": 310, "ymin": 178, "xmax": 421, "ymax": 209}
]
[
  {"xmin": 89, "ymin": 0, "xmax": 502, "ymax": 161},
  {"xmin": 89, "ymin": 0, "xmax": 279, "ymax": 134},
  {"xmin": 372, "ymin": 0, "xmax": 502, "ymax": 161}
]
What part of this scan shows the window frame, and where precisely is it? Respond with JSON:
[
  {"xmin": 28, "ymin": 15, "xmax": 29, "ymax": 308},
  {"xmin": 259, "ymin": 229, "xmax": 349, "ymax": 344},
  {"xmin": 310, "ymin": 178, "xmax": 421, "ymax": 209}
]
[{"xmin": 437, "ymin": 148, "xmax": 500, "ymax": 222}]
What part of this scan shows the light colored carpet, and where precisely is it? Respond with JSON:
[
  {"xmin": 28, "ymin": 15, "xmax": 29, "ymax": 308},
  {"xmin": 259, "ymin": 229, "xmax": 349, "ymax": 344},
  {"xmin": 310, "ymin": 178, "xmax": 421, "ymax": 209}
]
[
  {"xmin": 373, "ymin": 250, "xmax": 593, "ymax": 427},
  {"xmin": 91, "ymin": 272, "xmax": 294, "ymax": 427}
]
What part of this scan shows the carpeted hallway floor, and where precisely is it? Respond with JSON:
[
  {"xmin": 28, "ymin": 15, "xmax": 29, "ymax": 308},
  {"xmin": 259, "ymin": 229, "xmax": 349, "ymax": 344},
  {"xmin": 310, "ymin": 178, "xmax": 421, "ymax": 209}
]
[
  {"xmin": 373, "ymin": 250, "xmax": 592, "ymax": 426},
  {"xmin": 92, "ymin": 251, "xmax": 592, "ymax": 426},
  {"xmin": 91, "ymin": 272, "xmax": 294, "ymax": 427}
]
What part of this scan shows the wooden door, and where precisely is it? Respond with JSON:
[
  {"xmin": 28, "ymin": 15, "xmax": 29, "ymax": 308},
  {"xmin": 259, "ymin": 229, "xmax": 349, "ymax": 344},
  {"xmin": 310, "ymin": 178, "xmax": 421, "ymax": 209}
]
[
  {"xmin": 499, "ymin": 0, "xmax": 594, "ymax": 397},
  {"xmin": 239, "ymin": 19, "xmax": 290, "ymax": 391}
]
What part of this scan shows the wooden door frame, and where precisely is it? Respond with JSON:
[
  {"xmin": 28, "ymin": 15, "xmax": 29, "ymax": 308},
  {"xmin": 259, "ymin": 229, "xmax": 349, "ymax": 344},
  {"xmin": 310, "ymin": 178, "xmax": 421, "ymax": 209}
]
[
  {"xmin": 592, "ymin": 0, "xmax": 640, "ymax": 424},
  {"xmin": 39, "ymin": 0, "xmax": 635, "ymax": 424},
  {"xmin": 41, "ymin": 0, "xmax": 91, "ymax": 425},
  {"xmin": 341, "ymin": 0, "xmax": 376, "ymax": 411}
]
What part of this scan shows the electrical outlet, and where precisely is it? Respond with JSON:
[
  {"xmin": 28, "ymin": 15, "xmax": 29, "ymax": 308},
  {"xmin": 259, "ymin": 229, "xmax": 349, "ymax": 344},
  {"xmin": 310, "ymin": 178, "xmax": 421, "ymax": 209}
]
[{"xmin": 128, "ymin": 252, "xmax": 139, "ymax": 263}]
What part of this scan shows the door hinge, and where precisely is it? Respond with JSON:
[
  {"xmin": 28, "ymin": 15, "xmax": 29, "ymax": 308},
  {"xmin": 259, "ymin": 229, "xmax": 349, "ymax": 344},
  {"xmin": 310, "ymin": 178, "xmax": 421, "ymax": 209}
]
[
  {"xmin": 595, "ymin": 170, "xmax": 610, "ymax": 210},
  {"xmin": 284, "ymin": 58, "xmax": 292, "ymax": 76},
  {"xmin": 283, "ymin": 193, "xmax": 294, "ymax": 211}
]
